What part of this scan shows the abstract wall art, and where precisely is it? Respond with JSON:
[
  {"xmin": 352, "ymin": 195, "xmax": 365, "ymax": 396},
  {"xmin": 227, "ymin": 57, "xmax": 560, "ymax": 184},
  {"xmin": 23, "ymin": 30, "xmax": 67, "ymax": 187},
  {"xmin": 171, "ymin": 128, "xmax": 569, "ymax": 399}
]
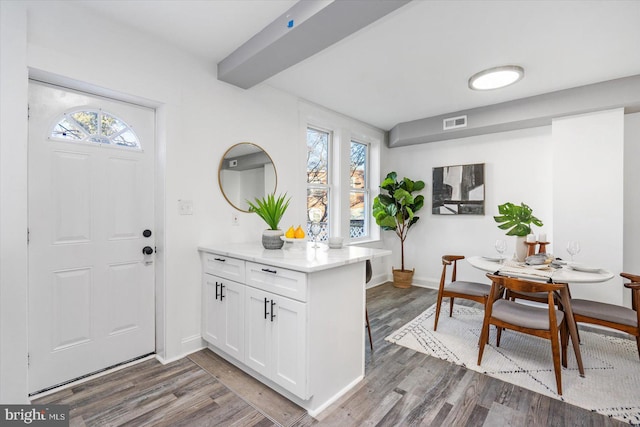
[{"xmin": 432, "ymin": 163, "xmax": 485, "ymax": 215}]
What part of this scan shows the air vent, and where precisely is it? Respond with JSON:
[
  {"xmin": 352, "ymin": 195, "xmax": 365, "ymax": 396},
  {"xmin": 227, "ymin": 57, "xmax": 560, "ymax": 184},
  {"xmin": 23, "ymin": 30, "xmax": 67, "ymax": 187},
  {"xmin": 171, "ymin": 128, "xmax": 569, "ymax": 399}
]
[{"xmin": 443, "ymin": 115, "xmax": 467, "ymax": 130}]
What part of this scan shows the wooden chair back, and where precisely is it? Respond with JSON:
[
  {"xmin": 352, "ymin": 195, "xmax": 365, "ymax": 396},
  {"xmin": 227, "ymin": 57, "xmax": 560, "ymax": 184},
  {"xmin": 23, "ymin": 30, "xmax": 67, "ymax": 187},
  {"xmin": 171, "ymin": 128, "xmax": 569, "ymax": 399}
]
[
  {"xmin": 434, "ymin": 255, "xmax": 492, "ymax": 331},
  {"xmin": 440, "ymin": 255, "xmax": 465, "ymax": 287},
  {"xmin": 621, "ymin": 272, "xmax": 640, "ymax": 313},
  {"xmin": 480, "ymin": 273, "xmax": 568, "ymax": 395}
]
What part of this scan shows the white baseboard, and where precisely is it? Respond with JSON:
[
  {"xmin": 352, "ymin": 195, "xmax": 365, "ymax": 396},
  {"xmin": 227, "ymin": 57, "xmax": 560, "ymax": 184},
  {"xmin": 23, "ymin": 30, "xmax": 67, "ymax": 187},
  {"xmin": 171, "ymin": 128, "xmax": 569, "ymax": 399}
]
[
  {"xmin": 156, "ymin": 337, "xmax": 206, "ymax": 365},
  {"xmin": 307, "ymin": 375, "xmax": 364, "ymax": 418}
]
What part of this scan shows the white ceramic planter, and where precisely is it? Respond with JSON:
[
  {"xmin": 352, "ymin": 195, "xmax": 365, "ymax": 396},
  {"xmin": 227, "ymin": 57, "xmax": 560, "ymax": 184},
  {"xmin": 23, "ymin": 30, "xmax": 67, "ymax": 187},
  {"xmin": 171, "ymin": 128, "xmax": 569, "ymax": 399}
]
[
  {"xmin": 515, "ymin": 235, "xmax": 528, "ymax": 261},
  {"xmin": 262, "ymin": 229, "xmax": 284, "ymax": 249}
]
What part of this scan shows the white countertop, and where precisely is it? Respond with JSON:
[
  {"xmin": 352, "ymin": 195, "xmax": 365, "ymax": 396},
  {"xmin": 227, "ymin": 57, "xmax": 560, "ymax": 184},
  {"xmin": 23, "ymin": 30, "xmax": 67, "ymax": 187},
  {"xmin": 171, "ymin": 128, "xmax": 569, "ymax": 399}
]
[{"xmin": 198, "ymin": 242, "xmax": 392, "ymax": 273}]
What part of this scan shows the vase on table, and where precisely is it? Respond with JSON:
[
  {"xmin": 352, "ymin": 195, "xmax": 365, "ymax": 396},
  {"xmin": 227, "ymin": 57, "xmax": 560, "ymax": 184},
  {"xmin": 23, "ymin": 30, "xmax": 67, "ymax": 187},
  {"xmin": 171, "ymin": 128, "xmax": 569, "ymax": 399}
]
[{"xmin": 514, "ymin": 235, "xmax": 528, "ymax": 262}]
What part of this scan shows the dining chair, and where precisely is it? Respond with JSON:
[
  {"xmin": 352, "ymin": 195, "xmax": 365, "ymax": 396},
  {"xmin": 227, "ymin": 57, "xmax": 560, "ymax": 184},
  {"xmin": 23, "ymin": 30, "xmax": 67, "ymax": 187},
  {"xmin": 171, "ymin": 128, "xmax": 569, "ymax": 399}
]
[
  {"xmin": 478, "ymin": 273, "xmax": 568, "ymax": 395},
  {"xmin": 569, "ymin": 272, "xmax": 640, "ymax": 360},
  {"xmin": 365, "ymin": 259, "xmax": 373, "ymax": 351},
  {"xmin": 434, "ymin": 255, "xmax": 492, "ymax": 331}
]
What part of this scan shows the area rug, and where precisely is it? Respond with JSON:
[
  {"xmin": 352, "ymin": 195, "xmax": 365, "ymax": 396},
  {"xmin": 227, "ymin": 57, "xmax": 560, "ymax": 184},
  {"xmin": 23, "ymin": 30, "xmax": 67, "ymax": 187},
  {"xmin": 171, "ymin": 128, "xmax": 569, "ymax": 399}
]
[{"xmin": 385, "ymin": 302, "xmax": 640, "ymax": 425}]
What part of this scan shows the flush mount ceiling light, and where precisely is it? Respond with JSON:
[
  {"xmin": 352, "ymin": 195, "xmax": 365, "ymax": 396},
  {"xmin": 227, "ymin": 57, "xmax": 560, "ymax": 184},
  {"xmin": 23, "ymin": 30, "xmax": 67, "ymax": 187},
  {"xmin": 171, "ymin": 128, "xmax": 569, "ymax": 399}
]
[{"xmin": 468, "ymin": 65, "xmax": 524, "ymax": 90}]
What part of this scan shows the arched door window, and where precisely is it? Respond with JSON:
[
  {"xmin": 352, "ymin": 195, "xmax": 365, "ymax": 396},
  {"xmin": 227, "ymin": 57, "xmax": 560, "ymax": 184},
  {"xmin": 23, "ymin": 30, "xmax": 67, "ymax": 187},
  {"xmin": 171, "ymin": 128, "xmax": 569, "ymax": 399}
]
[{"xmin": 50, "ymin": 109, "xmax": 141, "ymax": 149}]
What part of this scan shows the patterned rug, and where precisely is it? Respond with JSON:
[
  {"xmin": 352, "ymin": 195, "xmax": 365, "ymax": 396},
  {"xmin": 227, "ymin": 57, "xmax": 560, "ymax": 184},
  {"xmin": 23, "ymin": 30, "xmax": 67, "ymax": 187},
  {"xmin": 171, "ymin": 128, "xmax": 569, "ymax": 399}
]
[{"xmin": 385, "ymin": 302, "xmax": 640, "ymax": 425}]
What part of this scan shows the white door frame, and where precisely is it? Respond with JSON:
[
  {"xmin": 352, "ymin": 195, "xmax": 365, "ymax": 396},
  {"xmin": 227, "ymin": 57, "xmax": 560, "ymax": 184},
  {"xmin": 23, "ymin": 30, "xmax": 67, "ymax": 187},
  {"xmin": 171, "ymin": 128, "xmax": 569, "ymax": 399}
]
[{"xmin": 28, "ymin": 69, "xmax": 168, "ymax": 365}]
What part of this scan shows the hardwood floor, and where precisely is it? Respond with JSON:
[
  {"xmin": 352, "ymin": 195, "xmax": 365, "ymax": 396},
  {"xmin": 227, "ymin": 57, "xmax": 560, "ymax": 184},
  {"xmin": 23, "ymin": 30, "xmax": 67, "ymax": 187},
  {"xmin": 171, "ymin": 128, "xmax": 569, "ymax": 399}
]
[{"xmin": 34, "ymin": 283, "xmax": 626, "ymax": 426}]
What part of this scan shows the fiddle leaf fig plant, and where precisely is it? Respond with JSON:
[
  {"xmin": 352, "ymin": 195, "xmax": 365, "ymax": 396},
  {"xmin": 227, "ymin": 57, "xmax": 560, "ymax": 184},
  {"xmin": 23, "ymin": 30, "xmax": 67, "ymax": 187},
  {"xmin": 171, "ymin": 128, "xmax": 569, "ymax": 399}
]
[
  {"xmin": 493, "ymin": 202, "xmax": 543, "ymax": 236},
  {"xmin": 247, "ymin": 193, "xmax": 291, "ymax": 230},
  {"xmin": 373, "ymin": 172, "xmax": 425, "ymax": 271}
]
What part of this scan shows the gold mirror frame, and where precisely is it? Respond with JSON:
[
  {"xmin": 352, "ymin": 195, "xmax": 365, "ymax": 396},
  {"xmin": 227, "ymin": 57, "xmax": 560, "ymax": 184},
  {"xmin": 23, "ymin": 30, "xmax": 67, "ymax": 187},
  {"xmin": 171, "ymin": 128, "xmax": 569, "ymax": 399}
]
[{"xmin": 218, "ymin": 142, "xmax": 277, "ymax": 212}]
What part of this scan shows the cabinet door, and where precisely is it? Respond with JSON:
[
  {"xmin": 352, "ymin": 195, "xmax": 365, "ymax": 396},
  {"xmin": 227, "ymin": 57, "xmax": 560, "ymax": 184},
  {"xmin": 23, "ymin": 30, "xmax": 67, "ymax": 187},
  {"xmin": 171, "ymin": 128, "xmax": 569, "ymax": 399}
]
[
  {"xmin": 244, "ymin": 286, "xmax": 271, "ymax": 377},
  {"xmin": 203, "ymin": 275, "xmax": 245, "ymax": 360},
  {"xmin": 271, "ymin": 295, "xmax": 308, "ymax": 398},
  {"xmin": 202, "ymin": 274, "xmax": 223, "ymax": 346},
  {"xmin": 220, "ymin": 280, "xmax": 245, "ymax": 360}
]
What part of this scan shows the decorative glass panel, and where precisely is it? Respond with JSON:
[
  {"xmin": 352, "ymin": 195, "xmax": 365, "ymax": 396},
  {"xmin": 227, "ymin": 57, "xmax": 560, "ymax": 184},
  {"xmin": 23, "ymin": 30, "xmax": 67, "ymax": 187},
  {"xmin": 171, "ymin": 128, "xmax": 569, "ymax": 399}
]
[
  {"xmin": 52, "ymin": 117, "xmax": 86, "ymax": 140},
  {"xmin": 112, "ymin": 130, "xmax": 138, "ymax": 148},
  {"xmin": 71, "ymin": 111, "xmax": 98, "ymax": 135},
  {"xmin": 50, "ymin": 109, "xmax": 141, "ymax": 150},
  {"xmin": 101, "ymin": 113, "xmax": 126, "ymax": 137}
]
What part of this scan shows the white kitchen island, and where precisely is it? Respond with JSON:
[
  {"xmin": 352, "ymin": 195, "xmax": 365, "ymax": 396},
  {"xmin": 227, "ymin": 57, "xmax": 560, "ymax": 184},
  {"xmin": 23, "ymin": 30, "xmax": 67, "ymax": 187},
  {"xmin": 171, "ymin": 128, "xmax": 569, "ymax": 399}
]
[{"xmin": 198, "ymin": 242, "xmax": 391, "ymax": 417}]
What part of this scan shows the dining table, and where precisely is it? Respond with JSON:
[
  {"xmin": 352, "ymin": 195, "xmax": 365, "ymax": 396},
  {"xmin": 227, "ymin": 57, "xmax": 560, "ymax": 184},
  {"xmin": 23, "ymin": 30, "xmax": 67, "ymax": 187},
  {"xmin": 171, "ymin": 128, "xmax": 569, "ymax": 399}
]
[{"xmin": 466, "ymin": 255, "xmax": 615, "ymax": 377}]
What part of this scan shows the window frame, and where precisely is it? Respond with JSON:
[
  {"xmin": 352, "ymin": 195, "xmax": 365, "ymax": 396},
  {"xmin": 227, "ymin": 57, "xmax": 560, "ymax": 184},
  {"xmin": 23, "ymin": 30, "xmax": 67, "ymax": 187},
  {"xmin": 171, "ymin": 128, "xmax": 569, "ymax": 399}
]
[
  {"xmin": 301, "ymin": 103, "xmax": 381, "ymax": 244},
  {"xmin": 306, "ymin": 125, "xmax": 332, "ymax": 242},
  {"xmin": 48, "ymin": 108, "xmax": 142, "ymax": 151},
  {"xmin": 349, "ymin": 139, "xmax": 370, "ymax": 242}
]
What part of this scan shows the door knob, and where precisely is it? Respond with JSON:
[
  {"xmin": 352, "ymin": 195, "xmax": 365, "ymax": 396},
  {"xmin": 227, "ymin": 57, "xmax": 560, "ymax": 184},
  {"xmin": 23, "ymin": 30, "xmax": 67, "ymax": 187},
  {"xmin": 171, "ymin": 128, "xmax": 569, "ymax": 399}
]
[
  {"xmin": 143, "ymin": 229, "xmax": 152, "ymax": 238},
  {"xmin": 142, "ymin": 246, "xmax": 154, "ymax": 255}
]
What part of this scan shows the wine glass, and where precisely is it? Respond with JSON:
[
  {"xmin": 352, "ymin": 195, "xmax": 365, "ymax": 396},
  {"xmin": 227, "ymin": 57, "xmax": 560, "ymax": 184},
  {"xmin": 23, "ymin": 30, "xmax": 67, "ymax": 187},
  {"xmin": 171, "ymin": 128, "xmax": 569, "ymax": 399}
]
[
  {"xmin": 310, "ymin": 222, "xmax": 321, "ymax": 248},
  {"xmin": 566, "ymin": 240, "xmax": 581, "ymax": 261},
  {"xmin": 309, "ymin": 208, "xmax": 322, "ymax": 248},
  {"xmin": 495, "ymin": 239, "xmax": 507, "ymax": 263}
]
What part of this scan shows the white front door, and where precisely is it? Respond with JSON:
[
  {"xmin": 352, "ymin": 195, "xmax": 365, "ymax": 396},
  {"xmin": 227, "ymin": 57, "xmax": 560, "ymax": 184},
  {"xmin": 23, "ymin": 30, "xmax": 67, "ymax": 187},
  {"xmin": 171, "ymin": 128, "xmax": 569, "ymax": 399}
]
[{"xmin": 27, "ymin": 80, "xmax": 156, "ymax": 394}]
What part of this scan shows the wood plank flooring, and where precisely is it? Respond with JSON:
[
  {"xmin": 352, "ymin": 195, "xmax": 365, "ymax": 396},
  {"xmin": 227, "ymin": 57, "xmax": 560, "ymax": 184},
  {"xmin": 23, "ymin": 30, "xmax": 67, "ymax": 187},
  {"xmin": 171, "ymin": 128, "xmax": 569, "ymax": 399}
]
[{"xmin": 34, "ymin": 283, "xmax": 626, "ymax": 426}]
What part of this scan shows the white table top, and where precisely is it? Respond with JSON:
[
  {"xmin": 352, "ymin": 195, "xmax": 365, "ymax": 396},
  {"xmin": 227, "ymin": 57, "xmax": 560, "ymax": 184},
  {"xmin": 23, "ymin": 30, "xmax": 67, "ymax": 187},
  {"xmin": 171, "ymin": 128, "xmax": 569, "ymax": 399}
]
[
  {"xmin": 467, "ymin": 256, "xmax": 614, "ymax": 283},
  {"xmin": 198, "ymin": 242, "xmax": 392, "ymax": 274}
]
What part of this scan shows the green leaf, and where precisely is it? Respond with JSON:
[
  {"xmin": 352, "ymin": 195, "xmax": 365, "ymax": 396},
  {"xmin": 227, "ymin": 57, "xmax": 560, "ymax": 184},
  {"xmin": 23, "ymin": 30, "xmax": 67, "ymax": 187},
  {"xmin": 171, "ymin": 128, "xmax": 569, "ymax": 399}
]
[
  {"xmin": 379, "ymin": 216, "xmax": 397, "ymax": 229},
  {"xmin": 378, "ymin": 194, "xmax": 394, "ymax": 206},
  {"xmin": 247, "ymin": 193, "xmax": 290, "ymax": 230},
  {"xmin": 393, "ymin": 188, "xmax": 413, "ymax": 206},
  {"xmin": 494, "ymin": 201, "xmax": 543, "ymax": 236}
]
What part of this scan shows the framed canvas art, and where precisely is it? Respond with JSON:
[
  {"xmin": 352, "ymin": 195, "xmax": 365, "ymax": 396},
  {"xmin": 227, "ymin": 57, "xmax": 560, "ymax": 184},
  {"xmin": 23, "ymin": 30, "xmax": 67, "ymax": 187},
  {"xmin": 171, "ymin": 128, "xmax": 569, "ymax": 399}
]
[{"xmin": 432, "ymin": 163, "xmax": 485, "ymax": 215}]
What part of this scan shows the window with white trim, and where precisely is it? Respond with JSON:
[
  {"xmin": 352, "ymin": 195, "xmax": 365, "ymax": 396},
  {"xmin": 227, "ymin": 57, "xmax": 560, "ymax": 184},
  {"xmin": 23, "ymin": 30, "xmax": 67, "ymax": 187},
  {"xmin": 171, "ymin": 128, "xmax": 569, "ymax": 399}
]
[
  {"xmin": 50, "ymin": 109, "xmax": 141, "ymax": 149},
  {"xmin": 349, "ymin": 140, "xmax": 369, "ymax": 239},
  {"xmin": 303, "ymin": 105, "xmax": 381, "ymax": 243},
  {"xmin": 306, "ymin": 127, "xmax": 330, "ymax": 241}
]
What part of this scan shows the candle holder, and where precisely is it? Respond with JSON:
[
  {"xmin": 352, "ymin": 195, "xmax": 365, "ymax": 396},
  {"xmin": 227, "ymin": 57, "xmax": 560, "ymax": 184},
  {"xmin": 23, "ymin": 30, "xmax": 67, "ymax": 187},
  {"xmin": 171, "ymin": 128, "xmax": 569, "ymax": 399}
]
[
  {"xmin": 525, "ymin": 241, "xmax": 538, "ymax": 257},
  {"xmin": 538, "ymin": 241, "xmax": 550, "ymax": 254}
]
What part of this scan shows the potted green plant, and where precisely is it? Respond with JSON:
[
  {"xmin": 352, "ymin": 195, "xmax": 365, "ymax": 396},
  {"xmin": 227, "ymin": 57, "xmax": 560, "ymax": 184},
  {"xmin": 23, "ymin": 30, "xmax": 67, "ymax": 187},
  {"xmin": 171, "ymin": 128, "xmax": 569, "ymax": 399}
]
[
  {"xmin": 247, "ymin": 193, "xmax": 291, "ymax": 249},
  {"xmin": 373, "ymin": 172, "xmax": 425, "ymax": 288},
  {"xmin": 493, "ymin": 202, "xmax": 543, "ymax": 261}
]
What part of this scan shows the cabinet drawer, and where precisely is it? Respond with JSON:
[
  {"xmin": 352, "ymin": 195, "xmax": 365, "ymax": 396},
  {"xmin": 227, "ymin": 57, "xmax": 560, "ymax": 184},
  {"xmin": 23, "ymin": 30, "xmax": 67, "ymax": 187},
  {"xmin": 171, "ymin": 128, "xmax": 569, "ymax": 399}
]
[
  {"xmin": 202, "ymin": 253, "xmax": 245, "ymax": 282},
  {"xmin": 246, "ymin": 261, "xmax": 307, "ymax": 302}
]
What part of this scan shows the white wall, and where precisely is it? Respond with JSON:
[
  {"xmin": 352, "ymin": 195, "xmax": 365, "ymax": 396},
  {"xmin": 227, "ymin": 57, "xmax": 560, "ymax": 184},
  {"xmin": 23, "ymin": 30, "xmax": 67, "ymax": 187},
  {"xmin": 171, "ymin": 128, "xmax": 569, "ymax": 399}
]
[
  {"xmin": 553, "ymin": 109, "xmax": 624, "ymax": 304},
  {"xmin": 384, "ymin": 126, "xmax": 553, "ymax": 287},
  {"xmin": 624, "ymin": 112, "xmax": 640, "ymax": 307},
  {"xmin": 0, "ymin": 1, "xmax": 29, "ymax": 403}
]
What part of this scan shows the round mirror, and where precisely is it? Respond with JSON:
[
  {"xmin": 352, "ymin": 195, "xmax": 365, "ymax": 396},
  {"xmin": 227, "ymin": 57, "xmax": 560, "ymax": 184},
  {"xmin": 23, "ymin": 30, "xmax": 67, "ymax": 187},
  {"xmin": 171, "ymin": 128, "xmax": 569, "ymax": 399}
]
[{"xmin": 218, "ymin": 142, "xmax": 277, "ymax": 212}]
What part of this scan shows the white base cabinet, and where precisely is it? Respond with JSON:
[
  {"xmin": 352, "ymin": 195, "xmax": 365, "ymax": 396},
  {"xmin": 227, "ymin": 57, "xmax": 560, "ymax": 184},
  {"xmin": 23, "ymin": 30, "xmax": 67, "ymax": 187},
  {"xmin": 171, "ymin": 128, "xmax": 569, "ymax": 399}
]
[
  {"xmin": 245, "ymin": 286, "xmax": 307, "ymax": 398},
  {"xmin": 199, "ymin": 244, "xmax": 390, "ymax": 417},
  {"xmin": 202, "ymin": 274, "xmax": 244, "ymax": 361}
]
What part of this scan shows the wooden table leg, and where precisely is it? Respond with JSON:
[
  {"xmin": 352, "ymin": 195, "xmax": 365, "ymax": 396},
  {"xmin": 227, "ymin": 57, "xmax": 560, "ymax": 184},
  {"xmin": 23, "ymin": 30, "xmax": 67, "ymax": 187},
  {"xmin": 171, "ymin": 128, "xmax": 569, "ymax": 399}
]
[{"xmin": 559, "ymin": 286, "xmax": 585, "ymax": 377}]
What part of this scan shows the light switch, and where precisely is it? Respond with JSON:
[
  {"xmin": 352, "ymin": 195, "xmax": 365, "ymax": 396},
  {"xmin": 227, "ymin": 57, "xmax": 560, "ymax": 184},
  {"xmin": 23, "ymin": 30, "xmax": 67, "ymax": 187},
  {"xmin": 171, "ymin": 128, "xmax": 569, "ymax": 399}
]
[{"xmin": 178, "ymin": 200, "xmax": 193, "ymax": 215}]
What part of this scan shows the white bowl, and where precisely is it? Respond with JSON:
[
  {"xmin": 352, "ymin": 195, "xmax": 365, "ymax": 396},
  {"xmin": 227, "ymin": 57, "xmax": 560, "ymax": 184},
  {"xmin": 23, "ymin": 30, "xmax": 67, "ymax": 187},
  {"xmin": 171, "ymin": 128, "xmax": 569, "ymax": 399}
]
[{"xmin": 328, "ymin": 237, "xmax": 344, "ymax": 248}]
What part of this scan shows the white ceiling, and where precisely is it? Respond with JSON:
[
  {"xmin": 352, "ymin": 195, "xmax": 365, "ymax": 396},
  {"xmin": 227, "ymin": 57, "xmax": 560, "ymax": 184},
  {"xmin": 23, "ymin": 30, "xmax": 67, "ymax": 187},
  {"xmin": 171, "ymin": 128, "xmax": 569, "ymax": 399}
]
[{"xmin": 74, "ymin": 0, "xmax": 640, "ymax": 131}]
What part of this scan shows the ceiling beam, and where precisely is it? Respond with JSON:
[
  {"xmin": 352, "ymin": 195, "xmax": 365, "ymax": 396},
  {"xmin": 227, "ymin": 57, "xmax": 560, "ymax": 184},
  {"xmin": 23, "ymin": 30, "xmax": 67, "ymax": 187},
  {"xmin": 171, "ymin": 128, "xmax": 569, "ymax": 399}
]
[
  {"xmin": 389, "ymin": 74, "xmax": 640, "ymax": 147},
  {"xmin": 217, "ymin": 0, "xmax": 411, "ymax": 89}
]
